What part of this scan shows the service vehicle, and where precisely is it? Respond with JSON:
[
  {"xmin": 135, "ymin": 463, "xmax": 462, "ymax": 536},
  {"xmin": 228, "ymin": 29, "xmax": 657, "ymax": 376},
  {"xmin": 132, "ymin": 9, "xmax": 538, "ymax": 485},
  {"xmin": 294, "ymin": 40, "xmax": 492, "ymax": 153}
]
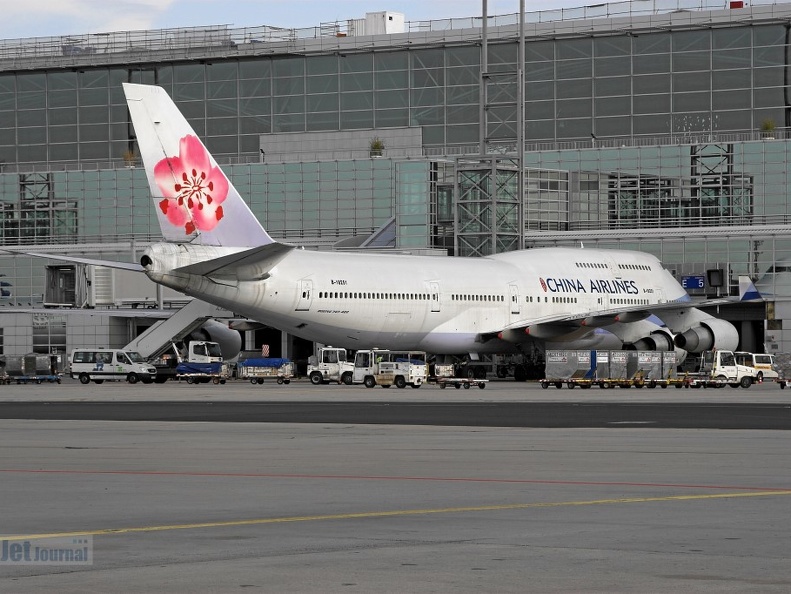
[
  {"xmin": 683, "ymin": 349, "xmax": 756, "ymax": 388},
  {"xmin": 69, "ymin": 349, "xmax": 157, "ymax": 384},
  {"xmin": 150, "ymin": 340, "xmax": 224, "ymax": 382},
  {"xmin": 352, "ymin": 349, "xmax": 429, "ymax": 388},
  {"xmin": 174, "ymin": 340, "xmax": 229, "ymax": 384},
  {"xmin": 733, "ymin": 351, "xmax": 779, "ymax": 382},
  {"xmin": 308, "ymin": 346, "xmax": 354, "ymax": 385}
]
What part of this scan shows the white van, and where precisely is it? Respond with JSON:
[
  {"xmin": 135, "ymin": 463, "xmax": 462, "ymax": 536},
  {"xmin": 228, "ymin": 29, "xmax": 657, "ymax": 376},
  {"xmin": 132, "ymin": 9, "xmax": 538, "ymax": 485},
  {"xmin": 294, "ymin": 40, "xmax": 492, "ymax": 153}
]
[
  {"xmin": 69, "ymin": 349, "xmax": 157, "ymax": 384},
  {"xmin": 733, "ymin": 352, "xmax": 779, "ymax": 381}
]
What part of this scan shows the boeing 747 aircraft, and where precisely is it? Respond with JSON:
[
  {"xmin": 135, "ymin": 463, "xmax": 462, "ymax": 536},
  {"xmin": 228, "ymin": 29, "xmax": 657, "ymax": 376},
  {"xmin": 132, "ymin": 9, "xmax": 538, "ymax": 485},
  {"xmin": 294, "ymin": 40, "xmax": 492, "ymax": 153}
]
[{"xmin": 21, "ymin": 84, "xmax": 755, "ymax": 361}]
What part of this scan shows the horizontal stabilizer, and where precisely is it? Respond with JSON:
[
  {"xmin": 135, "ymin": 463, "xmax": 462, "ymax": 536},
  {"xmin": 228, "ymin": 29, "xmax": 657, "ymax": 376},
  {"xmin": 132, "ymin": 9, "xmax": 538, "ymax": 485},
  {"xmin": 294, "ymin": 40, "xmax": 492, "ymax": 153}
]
[
  {"xmin": 173, "ymin": 242, "xmax": 294, "ymax": 281},
  {"xmin": 3, "ymin": 250, "xmax": 144, "ymax": 272}
]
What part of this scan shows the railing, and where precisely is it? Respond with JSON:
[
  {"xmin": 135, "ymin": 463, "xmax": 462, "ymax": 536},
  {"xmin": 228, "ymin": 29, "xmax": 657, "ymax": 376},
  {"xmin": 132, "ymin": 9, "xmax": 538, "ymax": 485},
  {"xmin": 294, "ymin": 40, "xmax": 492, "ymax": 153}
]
[
  {"xmin": 1, "ymin": 129, "xmax": 786, "ymax": 174},
  {"xmin": 0, "ymin": 0, "xmax": 783, "ymax": 65}
]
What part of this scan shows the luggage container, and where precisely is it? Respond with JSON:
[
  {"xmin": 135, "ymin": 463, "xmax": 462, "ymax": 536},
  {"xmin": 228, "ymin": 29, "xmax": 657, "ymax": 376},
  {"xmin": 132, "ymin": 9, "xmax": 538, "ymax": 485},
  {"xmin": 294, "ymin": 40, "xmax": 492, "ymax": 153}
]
[
  {"xmin": 541, "ymin": 350, "xmax": 595, "ymax": 389},
  {"xmin": 1, "ymin": 353, "xmax": 63, "ymax": 384}
]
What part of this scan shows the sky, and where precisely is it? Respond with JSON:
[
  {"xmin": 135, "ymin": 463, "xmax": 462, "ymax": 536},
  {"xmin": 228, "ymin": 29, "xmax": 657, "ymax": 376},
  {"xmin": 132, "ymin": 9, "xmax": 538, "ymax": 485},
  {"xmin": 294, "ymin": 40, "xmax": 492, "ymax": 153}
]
[{"xmin": 1, "ymin": 0, "xmax": 588, "ymax": 40}]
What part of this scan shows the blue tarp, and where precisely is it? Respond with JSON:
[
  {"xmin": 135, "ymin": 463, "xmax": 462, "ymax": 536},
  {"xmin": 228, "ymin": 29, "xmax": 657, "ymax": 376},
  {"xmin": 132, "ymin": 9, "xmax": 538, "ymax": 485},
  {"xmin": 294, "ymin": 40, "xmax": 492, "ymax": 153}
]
[
  {"xmin": 239, "ymin": 358, "xmax": 290, "ymax": 368},
  {"xmin": 176, "ymin": 362, "xmax": 223, "ymax": 375}
]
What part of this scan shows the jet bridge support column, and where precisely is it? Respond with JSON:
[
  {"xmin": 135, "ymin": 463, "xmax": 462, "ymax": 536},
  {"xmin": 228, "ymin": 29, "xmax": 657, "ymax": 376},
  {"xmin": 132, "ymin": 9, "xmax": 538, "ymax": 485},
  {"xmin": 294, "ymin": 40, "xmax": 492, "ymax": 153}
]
[
  {"xmin": 454, "ymin": 156, "xmax": 521, "ymax": 257},
  {"xmin": 281, "ymin": 331, "xmax": 293, "ymax": 361}
]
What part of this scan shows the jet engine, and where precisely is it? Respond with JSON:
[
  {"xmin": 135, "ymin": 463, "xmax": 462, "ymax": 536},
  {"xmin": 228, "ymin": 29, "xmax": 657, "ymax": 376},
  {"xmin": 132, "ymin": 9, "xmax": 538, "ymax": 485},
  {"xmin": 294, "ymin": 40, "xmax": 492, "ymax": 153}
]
[
  {"xmin": 604, "ymin": 318, "xmax": 675, "ymax": 352},
  {"xmin": 625, "ymin": 327, "xmax": 675, "ymax": 352},
  {"xmin": 186, "ymin": 319, "xmax": 242, "ymax": 360},
  {"xmin": 673, "ymin": 317, "xmax": 739, "ymax": 353}
]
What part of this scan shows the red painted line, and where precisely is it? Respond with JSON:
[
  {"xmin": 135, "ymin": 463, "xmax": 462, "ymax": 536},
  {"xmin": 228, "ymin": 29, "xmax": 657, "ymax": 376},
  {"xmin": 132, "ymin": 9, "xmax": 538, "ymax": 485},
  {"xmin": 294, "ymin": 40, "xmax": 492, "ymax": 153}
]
[{"xmin": 1, "ymin": 468, "xmax": 789, "ymax": 492}]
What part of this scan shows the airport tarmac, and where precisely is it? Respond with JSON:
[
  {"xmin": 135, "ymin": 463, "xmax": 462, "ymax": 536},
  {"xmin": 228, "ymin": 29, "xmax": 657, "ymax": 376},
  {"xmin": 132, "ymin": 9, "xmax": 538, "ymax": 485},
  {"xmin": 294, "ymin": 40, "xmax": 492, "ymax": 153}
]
[
  {"xmin": 1, "ymin": 379, "xmax": 790, "ymax": 593},
  {"xmin": 1, "ymin": 375, "xmax": 791, "ymax": 402}
]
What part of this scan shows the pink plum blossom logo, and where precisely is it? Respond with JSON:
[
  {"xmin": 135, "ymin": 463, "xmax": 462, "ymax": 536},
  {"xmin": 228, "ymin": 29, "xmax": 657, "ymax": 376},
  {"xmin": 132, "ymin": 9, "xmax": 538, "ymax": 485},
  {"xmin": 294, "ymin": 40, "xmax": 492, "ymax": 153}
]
[
  {"xmin": 539, "ymin": 278, "xmax": 547, "ymax": 292},
  {"xmin": 153, "ymin": 135, "xmax": 228, "ymax": 235}
]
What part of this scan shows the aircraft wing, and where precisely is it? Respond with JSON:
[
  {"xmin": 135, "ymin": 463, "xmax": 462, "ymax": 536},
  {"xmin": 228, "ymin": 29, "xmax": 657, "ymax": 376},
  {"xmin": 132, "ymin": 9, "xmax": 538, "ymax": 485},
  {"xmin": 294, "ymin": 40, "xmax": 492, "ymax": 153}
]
[
  {"xmin": 497, "ymin": 302, "xmax": 657, "ymax": 334},
  {"xmin": 488, "ymin": 275, "xmax": 762, "ymax": 341}
]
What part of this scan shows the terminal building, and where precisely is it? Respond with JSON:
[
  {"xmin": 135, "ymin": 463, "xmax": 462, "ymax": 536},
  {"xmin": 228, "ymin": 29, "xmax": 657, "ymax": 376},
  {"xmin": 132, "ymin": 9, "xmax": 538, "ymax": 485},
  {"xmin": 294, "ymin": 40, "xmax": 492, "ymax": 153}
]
[{"xmin": 1, "ymin": 0, "xmax": 790, "ymax": 361}]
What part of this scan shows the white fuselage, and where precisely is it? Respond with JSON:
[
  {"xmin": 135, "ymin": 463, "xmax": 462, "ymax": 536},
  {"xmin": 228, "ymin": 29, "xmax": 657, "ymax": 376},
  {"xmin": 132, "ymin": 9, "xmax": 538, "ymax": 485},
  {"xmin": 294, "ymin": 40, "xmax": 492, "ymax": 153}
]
[{"xmin": 142, "ymin": 244, "xmax": 688, "ymax": 354}]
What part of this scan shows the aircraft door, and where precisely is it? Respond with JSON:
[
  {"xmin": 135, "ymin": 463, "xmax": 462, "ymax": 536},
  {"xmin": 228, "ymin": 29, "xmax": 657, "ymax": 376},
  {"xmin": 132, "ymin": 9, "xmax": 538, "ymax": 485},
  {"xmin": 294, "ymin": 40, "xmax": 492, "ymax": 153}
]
[
  {"xmin": 509, "ymin": 284, "xmax": 520, "ymax": 316},
  {"xmin": 296, "ymin": 280, "xmax": 313, "ymax": 311},
  {"xmin": 430, "ymin": 282, "xmax": 440, "ymax": 312},
  {"xmin": 604, "ymin": 256, "xmax": 621, "ymax": 279}
]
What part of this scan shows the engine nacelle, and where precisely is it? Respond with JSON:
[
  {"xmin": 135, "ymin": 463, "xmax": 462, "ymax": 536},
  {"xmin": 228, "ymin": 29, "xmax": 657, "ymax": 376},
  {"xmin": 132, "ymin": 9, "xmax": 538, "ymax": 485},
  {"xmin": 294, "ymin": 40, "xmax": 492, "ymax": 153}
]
[
  {"xmin": 626, "ymin": 328, "xmax": 675, "ymax": 352},
  {"xmin": 188, "ymin": 319, "xmax": 242, "ymax": 360},
  {"xmin": 673, "ymin": 318, "xmax": 739, "ymax": 353}
]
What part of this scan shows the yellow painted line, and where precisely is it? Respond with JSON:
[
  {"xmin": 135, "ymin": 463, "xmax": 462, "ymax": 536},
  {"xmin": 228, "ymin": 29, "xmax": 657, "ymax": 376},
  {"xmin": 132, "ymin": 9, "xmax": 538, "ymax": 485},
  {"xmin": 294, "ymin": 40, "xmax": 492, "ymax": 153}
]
[{"xmin": 3, "ymin": 489, "xmax": 790, "ymax": 541}]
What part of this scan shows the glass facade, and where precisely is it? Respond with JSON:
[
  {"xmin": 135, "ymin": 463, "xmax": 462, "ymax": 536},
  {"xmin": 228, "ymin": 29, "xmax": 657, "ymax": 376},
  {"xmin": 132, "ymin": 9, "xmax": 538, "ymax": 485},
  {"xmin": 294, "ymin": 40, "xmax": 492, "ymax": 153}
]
[
  {"xmin": 0, "ymin": 158, "xmax": 411, "ymax": 302},
  {"xmin": 1, "ymin": 18, "xmax": 783, "ymax": 165},
  {"xmin": 523, "ymin": 141, "xmax": 791, "ymax": 231}
]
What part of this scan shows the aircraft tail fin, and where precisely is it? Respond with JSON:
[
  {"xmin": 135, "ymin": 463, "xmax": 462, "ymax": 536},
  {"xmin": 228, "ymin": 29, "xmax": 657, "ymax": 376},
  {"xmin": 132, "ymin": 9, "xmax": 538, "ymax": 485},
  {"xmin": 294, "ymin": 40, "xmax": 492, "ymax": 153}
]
[
  {"xmin": 738, "ymin": 275, "xmax": 761, "ymax": 301},
  {"xmin": 123, "ymin": 83, "xmax": 273, "ymax": 248}
]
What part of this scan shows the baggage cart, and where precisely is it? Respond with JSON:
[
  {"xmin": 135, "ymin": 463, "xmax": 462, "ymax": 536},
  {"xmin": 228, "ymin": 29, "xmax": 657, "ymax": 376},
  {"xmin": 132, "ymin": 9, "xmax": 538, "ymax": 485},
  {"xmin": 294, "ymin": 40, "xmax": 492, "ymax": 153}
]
[
  {"xmin": 237, "ymin": 358, "xmax": 294, "ymax": 385},
  {"xmin": 176, "ymin": 361, "xmax": 230, "ymax": 385}
]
